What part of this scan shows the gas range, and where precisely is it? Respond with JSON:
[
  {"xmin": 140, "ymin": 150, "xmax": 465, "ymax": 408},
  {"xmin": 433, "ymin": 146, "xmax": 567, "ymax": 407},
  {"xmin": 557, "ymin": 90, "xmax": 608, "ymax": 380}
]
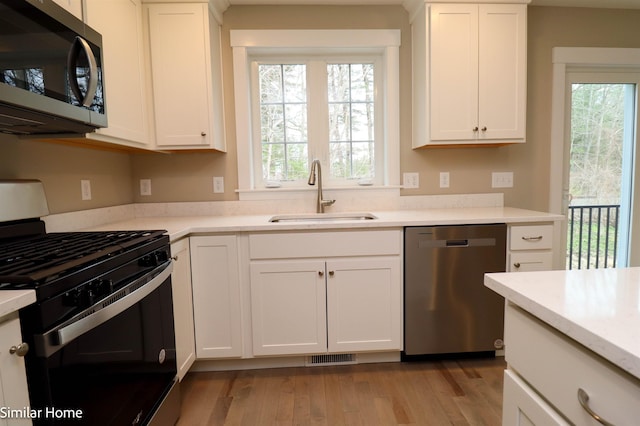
[
  {"xmin": 1, "ymin": 222, "xmax": 170, "ymax": 332},
  {"xmin": 0, "ymin": 180, "xmax": 179, "ymax": 426}
]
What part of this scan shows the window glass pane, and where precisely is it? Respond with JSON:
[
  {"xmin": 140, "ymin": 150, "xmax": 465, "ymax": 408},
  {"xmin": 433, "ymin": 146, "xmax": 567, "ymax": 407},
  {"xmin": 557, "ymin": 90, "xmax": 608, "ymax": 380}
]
[
  {"xmin": 350, "ymin": 64, "xmax": 374, "ymax": 102},
  {"xmin": 283, "ymin": 65, "xmax": 306, "ymax": 103},
  {"xmin": 328, "ymin": 103, "xmax": 350, "ymax": 141},
  {"xmin": 328, "ymin": 64, "xmax": 350, "ymax": 102},
  {"xmin": 351, "ymin": 103, "xmax": 374, "ymax": 141},
  {"xmin": 260, "ymin": 104, "xmax": 284, "ymax": 142},
  {"xmin": 284, "ymin": 104, "xmax": 307, "ymax": 142},
  {"xmin": 327, "ymin": 63, "xmax": 375, "ymax": 180},
  {"xmin": 258, "ymin": 64, "xmax": 308, "ymax": 182},
  {"xmin": 259, "ymin": 65, "xmax": 283, "ymax": 103}
]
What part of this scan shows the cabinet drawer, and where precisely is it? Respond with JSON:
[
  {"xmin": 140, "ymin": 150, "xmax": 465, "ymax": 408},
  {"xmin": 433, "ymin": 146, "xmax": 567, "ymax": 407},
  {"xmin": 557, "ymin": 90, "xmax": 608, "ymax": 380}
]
[
  {"xmin": 505, "ymin": 303, "xmax": 640, "ymax": 425},
  {"xmin": 249, "ymin": 230, "xmax": 401, "ymax": 259},
  {"xmin": 503, "ymin": 369, "xmax": 570, "ymax": 426},
  {"xmin": 509, "ymin": 225, "xmax": 553, "ymax": 250},
  {"xmin": 509, "ymin": 252, "xmax": 552, "ymax": 272}
]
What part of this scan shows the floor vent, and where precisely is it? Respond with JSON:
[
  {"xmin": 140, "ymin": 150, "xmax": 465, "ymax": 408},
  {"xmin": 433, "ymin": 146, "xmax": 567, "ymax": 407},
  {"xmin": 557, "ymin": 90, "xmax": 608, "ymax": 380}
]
[{"xmin": 306, "ymin": 353, "xmax": 357, "ymax": 367}]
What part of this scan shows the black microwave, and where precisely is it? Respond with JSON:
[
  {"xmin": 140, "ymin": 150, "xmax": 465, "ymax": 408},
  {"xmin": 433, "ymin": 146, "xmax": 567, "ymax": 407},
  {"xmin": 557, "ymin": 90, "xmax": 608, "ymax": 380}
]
[{"xmin": 0, "ymin": 0, "xmax": 107, "ymax": 135}]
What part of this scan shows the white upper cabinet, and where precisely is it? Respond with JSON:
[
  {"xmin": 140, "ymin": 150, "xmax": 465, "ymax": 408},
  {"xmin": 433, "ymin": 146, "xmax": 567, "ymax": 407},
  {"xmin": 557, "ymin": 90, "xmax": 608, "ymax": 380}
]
[
  {"xmin": 52, "ymin": 0, "xmax": 83, "ymax": 19},
  {"xmin": 84, "ymin": 0, "xmax": 151, "ymax": 149},
  {"xmin": 144, "ymin": 2, "xmax": 226, "ymax": 151},
  {"xmin": 412, "ymin": 2, "xmax": 527, "ymax": 147}
]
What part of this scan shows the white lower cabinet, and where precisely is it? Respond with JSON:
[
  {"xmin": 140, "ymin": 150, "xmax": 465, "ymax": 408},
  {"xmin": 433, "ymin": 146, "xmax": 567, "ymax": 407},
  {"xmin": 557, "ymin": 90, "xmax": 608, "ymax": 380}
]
[
  {"xmin": 249, "ymin": 230, "xmax": 402, "ymax": 357},
  {"xmin": 190, "ymin": 235, "xmax": 242, "ymax": 358},
  {"xmin": 170, "ymin": 238, "xmax": 195, "ymax": 381},
  {"xmin": 503, "ymin": 302, "xmax": 640, "ymax": 425},
  {"xmin": 326, "ymin": 258, "xmax": 401, "ymax": 353},
  {"xmin": 507, "ymin": 224, "xmax": 554, "ymax": 272},
  {"xmin": 503, "ymin": 369, "xmax": 569, "ymax": 426},
  {"xmin": 250, "ymin": 260, "xmax": 327, "ymax": 356},
  {"xmin": 0, "ymin": 314, "xmax": 31, "ymax": 426}
]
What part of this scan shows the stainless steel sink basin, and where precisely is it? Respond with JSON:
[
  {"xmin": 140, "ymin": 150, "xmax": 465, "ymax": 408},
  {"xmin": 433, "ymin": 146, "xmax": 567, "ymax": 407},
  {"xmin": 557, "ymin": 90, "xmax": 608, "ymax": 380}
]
[{"xmin": 268, "ymin": 212, "xmax": 378, "ymax": 223}]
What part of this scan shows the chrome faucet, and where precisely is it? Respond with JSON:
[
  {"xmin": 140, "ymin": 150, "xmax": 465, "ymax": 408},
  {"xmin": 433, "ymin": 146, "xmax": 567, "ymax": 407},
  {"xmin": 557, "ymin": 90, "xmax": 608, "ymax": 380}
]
[{"xmin": 308, "ymin": 159, "xmax": 335, "ymax": 213}]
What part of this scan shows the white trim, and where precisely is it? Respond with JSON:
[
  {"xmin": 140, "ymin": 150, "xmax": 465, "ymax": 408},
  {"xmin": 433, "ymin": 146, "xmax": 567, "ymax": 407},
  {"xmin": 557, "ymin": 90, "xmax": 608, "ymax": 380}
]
[
  {"xmin": 550, "ymin": 47, "xmax": 640, "ymax": 214},
  {"xmin": 550, "ymin": 47, "xmax": 640, "ymax": 268},
  {"xmin": 231, "ymin": 29, "xmax": 401, "ymax": 200},
  {"xmin": 230, "ymin": 29, "xmax": 400, "ymax": 49}
]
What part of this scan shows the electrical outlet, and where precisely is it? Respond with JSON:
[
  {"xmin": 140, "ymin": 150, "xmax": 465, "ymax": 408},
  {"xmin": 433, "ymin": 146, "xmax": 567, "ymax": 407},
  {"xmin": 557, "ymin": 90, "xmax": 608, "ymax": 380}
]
[
  {"xmin": 81, "ymin": 180, "xmax": 92, "ymax": 201},
  {"xmin": 403, "ymin": 172, "xmax": 419, "ymax": 189},
  {"xmin": 439, "ymin": 172, "xmax": 450, "ymax": 188},
  {"xmin": 140, "ymin": 179, "xmax": 152, "ymax": 196},
  {"xmin": 213, "ymin": 177, "xmax": 224, "ymax": 194},
  {"xmin": 492, "ymin": 172, "xmax": 514, "ymax": 188}
]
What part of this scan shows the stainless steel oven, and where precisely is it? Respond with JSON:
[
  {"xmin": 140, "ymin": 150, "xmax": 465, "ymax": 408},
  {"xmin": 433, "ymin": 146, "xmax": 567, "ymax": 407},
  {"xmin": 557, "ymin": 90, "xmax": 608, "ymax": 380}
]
[{"xmin": 0, "ymin": 181, "xmax": 180, "ymax": 425}]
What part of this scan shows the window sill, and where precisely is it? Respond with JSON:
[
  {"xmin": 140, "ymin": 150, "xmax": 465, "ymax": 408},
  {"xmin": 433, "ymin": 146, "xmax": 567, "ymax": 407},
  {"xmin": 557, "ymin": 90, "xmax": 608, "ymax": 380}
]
[{"xmin": 237, "ymin": 185, "xmax": 402, "ymax": 201}]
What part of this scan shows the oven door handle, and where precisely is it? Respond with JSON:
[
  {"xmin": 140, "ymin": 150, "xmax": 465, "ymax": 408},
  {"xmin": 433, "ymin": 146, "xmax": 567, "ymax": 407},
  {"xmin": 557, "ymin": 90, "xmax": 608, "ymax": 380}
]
[{"xmin": 42, "ymin": 261, "xmax": 173, "ymax": 355}]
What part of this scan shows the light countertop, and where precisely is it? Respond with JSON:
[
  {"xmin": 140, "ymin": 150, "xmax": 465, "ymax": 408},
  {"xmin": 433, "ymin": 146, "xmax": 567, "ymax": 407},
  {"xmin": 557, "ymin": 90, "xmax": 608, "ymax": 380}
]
[
  {"xmin": 485, "ymin": 268, "xmax": 640, "ymax": 381},
  {"xmin": 0, "ymin": 290, "xmax": 36, "ymax": 319},
  {"xmin": 82, "ymin": 206, "xmax": 563, "ymax": 242}
]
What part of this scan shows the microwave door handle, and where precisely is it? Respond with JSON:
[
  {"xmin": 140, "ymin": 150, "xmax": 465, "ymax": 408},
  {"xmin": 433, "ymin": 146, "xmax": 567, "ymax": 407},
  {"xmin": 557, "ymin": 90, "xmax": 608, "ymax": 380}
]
[{"xmin": 67, "ymin": 36, "xmax": 99, "ymax": 108}]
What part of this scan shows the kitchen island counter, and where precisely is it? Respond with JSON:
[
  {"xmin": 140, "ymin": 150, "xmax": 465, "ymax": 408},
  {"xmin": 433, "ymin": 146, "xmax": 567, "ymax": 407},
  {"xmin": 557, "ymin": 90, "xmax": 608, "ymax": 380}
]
[{"xmin": 485, "ymin": 267, "xmax": 640, "ymax": 381}]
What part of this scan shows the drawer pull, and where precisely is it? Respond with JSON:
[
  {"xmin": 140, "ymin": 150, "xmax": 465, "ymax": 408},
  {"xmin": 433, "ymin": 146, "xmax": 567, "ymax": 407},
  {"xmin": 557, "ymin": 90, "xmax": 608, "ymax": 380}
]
[
  {"xmin": 513, "ymin": 262, "xmax": 521, "ymax": 269},
  {"xmin": 578, "ymin": 388, "xmax": 615, "ymax": 426},
  {"xmin": 522, "ymin": 235, "xmax": 543, "ymax": 242}
]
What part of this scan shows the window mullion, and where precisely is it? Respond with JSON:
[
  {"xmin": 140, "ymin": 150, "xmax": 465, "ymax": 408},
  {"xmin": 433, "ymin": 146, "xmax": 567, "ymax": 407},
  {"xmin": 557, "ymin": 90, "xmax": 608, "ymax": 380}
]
[{"xmin": 307, "ymin": 60, "xmax": 330, "ymax": 167}]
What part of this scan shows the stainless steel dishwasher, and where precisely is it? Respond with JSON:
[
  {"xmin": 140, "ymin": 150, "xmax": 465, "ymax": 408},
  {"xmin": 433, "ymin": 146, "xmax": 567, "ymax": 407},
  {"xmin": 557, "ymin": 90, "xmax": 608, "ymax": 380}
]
[{"xmin": 403, "ymin": 224, "xmax": 507, "ymax": 356}]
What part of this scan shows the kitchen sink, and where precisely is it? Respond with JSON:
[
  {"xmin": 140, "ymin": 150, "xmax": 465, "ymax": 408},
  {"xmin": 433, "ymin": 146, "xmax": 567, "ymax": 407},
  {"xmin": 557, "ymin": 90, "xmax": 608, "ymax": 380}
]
[{"xmin": 268, "ymin": 212, "xmax": 378, "ymax": 223}]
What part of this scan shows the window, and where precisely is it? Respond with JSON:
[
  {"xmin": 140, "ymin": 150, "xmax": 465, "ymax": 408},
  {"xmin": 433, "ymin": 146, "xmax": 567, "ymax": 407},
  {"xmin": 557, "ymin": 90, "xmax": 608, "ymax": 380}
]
[
  {"xmin": 253, "ymin": 60, "xmax": 380, "ymax": 187},
  {"xmin": 232, "ymin": 30, "xmax": 400, "ymax": 198}
]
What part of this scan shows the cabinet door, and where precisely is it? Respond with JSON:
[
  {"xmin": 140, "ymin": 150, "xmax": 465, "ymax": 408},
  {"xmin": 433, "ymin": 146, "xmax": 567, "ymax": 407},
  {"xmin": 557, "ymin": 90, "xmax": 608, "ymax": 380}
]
[
  {"xmin": 146, "ymin": 3, "xmax": 219, "ymax": 149},
  {"xmin": 0, "ymin": 315, "xmax": 31, "ymax": 426},
  {"xmin": 52, "ymin": 0, "xmax": 83, "ymax": 19},
  {"xmin": 326, "ymin": 257, "xmax": 402, "ymax": 352},
  {"xmin": 250, "ymin": 260, "xmax": 327, "ymax": 356},
  {"xmin": 85, "ymin": 0, "xmax": 150, "ymax": 147},
  {"xmin": 429, "ymin": 3, "xmax": 478, "ymax": 141},
  {"xmin": 190, "ymin": 236, "xmax": 242, "ymax": 358},
  {"xmin": 503, "ymin": 370, "xmax": 570, "ymax": 426},
  {"xmin": 170, "ymin": 238, "xmax": 195, "ymax": 380},
  {"xmin": 478, "ymin": 4, "xmax": 527, "ymax": 141}
]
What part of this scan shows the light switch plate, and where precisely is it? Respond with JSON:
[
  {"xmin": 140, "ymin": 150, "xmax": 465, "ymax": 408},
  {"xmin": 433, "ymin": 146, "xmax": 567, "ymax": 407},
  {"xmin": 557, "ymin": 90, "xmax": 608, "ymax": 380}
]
[
  {"xmin": 492, "ymin": 172, "xmax": 514, "ymax": 188},
  {"xmin": 403, "ymin": 172, "xmax": 419, "ymax": 189},
  {"xmin": 81, "ymin": 180, "xmax": 92, "ymax": 201},
  {"xmin": 439, "ymin": 172, "xmax": 450, "ymax": 188},
  {"xmin": 140, "ymin": 179, "xmax": 152, "ymax": 196},
  {"xmin": 213, "ymin": 177, "xmax": 224, "ymax": 193}
]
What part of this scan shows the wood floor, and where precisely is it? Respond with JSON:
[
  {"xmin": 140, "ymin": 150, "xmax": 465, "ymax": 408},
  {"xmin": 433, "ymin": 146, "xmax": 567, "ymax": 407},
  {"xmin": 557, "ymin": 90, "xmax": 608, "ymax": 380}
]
[{"xmin": 176, "ymin": 356, "xmax": 506, "ymax": 426}]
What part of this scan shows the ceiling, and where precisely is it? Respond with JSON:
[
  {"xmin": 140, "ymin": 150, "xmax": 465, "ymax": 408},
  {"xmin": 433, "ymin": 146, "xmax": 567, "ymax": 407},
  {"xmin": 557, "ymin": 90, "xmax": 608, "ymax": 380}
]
[{"xmin": 219, "ymin": 0, "xmax": 640, "ymax": 8}]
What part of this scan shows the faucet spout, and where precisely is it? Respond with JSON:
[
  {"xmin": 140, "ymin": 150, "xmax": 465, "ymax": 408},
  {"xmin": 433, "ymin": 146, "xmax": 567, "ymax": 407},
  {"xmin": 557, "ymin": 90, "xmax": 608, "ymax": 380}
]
[{"xmin": 308, "ymin": 159, "xmax": 335, "ymax": 213}]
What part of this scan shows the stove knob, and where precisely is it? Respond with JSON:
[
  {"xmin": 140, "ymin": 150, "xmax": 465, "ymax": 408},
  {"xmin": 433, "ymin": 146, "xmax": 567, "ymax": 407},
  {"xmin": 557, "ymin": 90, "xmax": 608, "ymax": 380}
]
[
  {"xmin": 101, "ymin": 279, "xmax": 115, "ymax": 294},
  {"xmin": 78, "ymin": 288, "xmax": 95, "ymax": 308},
  {"xmin": 138, "ymin": 255, "xmax": 158, "ymax": 267},
  {"xmin": 62, "ymin": 289, "xmax": 80, "ymax": 307}
]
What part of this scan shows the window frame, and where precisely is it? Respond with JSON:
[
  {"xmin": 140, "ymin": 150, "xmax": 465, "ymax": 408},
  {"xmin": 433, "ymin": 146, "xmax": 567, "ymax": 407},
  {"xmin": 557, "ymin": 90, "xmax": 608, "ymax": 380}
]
[{"xmin": 231, "ymin": 29, "xmax": 400, "ymax": 199}]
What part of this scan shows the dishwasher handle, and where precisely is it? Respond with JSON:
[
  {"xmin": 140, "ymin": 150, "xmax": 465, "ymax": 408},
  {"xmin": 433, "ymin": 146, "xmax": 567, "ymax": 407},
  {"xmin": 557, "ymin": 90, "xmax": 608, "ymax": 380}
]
[{"xmin": 419, "ymin": 237, "xmax": 497, "ymax": 249}]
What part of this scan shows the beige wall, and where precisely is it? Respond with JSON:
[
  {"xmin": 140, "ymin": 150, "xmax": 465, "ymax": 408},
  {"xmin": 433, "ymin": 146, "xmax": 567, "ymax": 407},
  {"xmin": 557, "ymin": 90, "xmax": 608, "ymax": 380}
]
[
  {"xmin": 0, "ymin": 134, "xmax": 133, "ymax": 213},
  {"xmin": 3, "ymin": 6, "xmax": 640, "ymax": 214}
]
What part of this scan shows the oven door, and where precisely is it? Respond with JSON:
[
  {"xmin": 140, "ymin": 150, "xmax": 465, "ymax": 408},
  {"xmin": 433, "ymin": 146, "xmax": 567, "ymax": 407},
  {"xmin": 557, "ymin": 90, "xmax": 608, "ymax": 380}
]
[{"xmin": 27, "ymin": 262, "xmax": 178, "ymax": 425}]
